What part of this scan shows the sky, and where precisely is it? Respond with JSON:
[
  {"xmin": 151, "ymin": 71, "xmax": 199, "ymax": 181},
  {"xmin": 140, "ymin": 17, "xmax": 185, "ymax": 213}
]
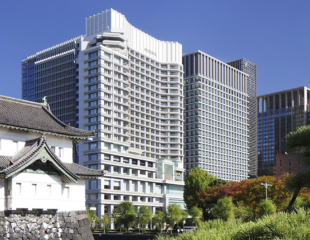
[{"xmin": 0, "ymin": 0, "xmax": 309, "ymax": 99}]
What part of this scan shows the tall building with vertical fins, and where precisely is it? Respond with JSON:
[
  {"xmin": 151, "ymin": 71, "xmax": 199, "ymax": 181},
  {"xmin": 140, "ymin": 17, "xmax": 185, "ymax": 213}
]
[
  {"xmin": 227, "ymin": 58, "xmax": 257, "ymax": 178},
  {"xmin": 183, "ymin": 51, "xmax": 249, "ymax": 182},
  {"xmin": 22, "ymin": 9, "xmax": 185, "ymax": 222},
  {"xmin": 257, "ymin": 86, "xmax": 310, "ymax": 176}
]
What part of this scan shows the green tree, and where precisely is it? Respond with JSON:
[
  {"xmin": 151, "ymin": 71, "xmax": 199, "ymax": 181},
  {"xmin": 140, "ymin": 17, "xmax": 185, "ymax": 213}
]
[
  {"xmin": 100, "ymin": 214, "xmax": 110, "ymax": 234},
  {"xmin": 212, "ymin": 197, "xmax": 234, "ymax": 221},
  {"xmin": 153, "ymin": 210, "xmax": 166, "ymax": 233},
  {"xmin": 189, "ymin": 206, "xmax": 203, "ymax": 226},
  {"xmin": 184, "ymin": 167, "xmax": 229, "ymax": 219},
  {"xmin": 111, "ymin": 208, "xmax": 121, "ymax": 233},
  {"xmin": 285, "ymin": 125, "xmax": 310, "ymax": 211},
  {"xmin": 257, "ymin": 199, "xmax": 276, "ymax": 218},
  {"xmin": 233, "ymin": 202, "xmax": 252, "ymax": 222},
  {"xmin": 87, "ymin": 209, "xmax": 99, "ymax": 227},
  {"xmin": 119, "ymin": 201, "xmax": 136, "ymax": 233},
  {"xmin": 138, "ymin": 206, "xmax": 152, "ymax": 234},
  {"xmin": 166, "ymin": 204, "xmax": 183, "ymax": 234}
]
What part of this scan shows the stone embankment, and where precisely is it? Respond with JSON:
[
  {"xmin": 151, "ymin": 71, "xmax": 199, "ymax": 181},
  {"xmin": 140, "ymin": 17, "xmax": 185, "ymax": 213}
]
[{"xmin": 0, "ymin": 210, "xmax": 94, "ymax": 240}]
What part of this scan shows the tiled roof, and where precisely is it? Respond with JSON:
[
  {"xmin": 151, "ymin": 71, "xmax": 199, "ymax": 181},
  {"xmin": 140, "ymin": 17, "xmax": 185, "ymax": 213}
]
[
  {"xmin": 0, "ymin": 95, "xmax": 96, "ymax": 139},
  {"xmin": 64, "ymin": 163, "xmax": 104, "ymax": 178},
  {"xmin": 0, "ymin": 156, "xmax": 12, "ymax": 169},
  {"xmin": 0, "ymin": 135, "xmax": 104, "ymax": 180}
]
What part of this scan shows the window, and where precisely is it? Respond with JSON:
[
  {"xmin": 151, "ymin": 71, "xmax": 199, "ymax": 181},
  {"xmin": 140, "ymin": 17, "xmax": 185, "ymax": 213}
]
[
  {"xmin": 140, "ymin": 170, "xmax": 146, "ymax": 175},
  {"xmin": 104, "ymin": 52, "xmax": 111, "ymax": 58},
  {"xmin": 114, "ymin": 181, "xmax": 121, "ymax": 190},
  {"xmin": 89, "ymin": 60, "xmax": 98, "ymax": 67},
  {"xmin": 89, "ymin": 52, "xmax": 98, "ymax": 59},
  {"xmin": 89, "ymin": 180, "xmax": 97, "ymax": 189},
  {"xmin": 89, "ymin": 165, "xmax": 97, "ymax": 170},
  {"xmin": 104, "ymin": 180, "xmax": 110, "ymax": 189},
  {"xmin": 51, "ymin": 146, "xmax": 55, "ymax": 153},
  {"xmin": 89, "ymin": 125, "xmax": 98, "ymax": 130},
  {"xmin": 123, "ymin": 158, "xmax": 129, "ymax": 163},
  {"xmin": 104, "ymin": 165, "xmax": 109, "ymax": 171},
  {"xmin": 132, "ymin": 159, "xmax": 138, "ymax": 165},
  {"xmin": 89, "ymin": 69, "xmax": 98, "ymax": 75},
  {"xmin": 148, "ymin": 171, "xmax": 152, "ymax": 178},
  {"xmin": 89, "ymin": 109, "xmax": 98, "ymax": 115},
  {"xmin": 114, "ymin": 166, "xmax": 119, "ymax": 173},
  {"xmin": 104, "ymin": 194, "xmax": 110, "ymax": 200},
  {"xmin": 88, "ymin": 154, "xmax": 97, "ymax": 161},
  {"xmin": 104, "ymin": 154, "xmax": 111, "ymax": 160},
  {"xmin": 123, "ymin": 168, "xmax": 129, "ymax": 175},
  {"xmin": 58, "ymin": 147, "xmax": 63, "ymax": 158},
  {"xmin": 140, "ymin": 161, "xmax": 146, "ymax": 166},
  {"xmin": 89, "ymin": 85, "xmax": 98, "ymax": 91},
  {"xmin": 89, "ymin": 76, "xmax": 98, "ymax": 83},
  {"xmin": 89, "ymin": 117, "xmax": 98, "ymax": 123},
  {"xmin": 289, "ymin": 159, "xmax": 291, "ymax": 166},
  {"xmin": 89, "ymin": 101, "xmax": 98, "ymax": 107},
  {"xmin": 63, "ymin": 187, "xmax": 69, "ymax": 198},
  {"xmin": 16, "ymin": 183, "xmax": 21, "ymax": 196},
  {"xmin": 89, "ymin": 142, "xmax": 97, "ymax": 150},
  {"xmin": 148, "ymin": 162, "xmax": 153, "ymax": 167},
  {"xmin": 89, "ymin": 93, "xmax": 97, "ymax": 99},
  {"xmin": 114, "ymin": 156, "xmax": 120, "ymax": 162}
]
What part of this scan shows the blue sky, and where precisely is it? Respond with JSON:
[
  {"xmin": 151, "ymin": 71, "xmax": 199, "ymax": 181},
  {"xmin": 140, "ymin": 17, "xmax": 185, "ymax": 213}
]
[{"xmin": 0, "ymin": 0, "xmax": 309, "ymax": 98}]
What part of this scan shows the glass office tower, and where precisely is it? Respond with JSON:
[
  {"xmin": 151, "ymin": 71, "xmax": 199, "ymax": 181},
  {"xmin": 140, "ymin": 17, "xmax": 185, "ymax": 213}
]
[
  {"xmin": 257, "ymin": 86, "xmax": 310, "ymax": 176},
  {"xmin": 227, "ymin": 58, "xmax": 257, "ymax": 177},
  {"xmin": 22, "ymin": 38, "xmax": 81, "ymax": 126},
  {"xmin": 183, "ymin": 51, "xmax": 249, "ymax": 182}
]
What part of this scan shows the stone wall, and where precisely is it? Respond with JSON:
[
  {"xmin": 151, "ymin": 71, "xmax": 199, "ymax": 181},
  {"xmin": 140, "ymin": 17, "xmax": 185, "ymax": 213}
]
[{"xmin": 0, "ymin": 210, "xmax": 94, "ymax": 240}]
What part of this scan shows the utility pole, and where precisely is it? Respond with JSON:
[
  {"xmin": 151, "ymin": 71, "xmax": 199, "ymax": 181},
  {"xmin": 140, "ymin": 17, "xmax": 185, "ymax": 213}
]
[{"xmin": 260, "ymin": 183, "xmax": 272, "ymax": 201}]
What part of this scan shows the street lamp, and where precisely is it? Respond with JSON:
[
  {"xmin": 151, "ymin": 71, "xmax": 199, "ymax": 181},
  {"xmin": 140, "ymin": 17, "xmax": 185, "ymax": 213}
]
[{"xmin": 260, "ymin": 183, "xmax": 272, "ymax": 201}]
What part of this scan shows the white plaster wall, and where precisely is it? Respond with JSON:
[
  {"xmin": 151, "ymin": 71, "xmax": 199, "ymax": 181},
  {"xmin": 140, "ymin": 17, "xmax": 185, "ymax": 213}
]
[
  {"xmin": 0, "ymin": 127, "xmax": 73, "ymax": 163},
  {"xmin": 9, "ymin": 173, "xmax": 86, "ymax": 211},
  {"xmin": 0, "ymin": 179, "xmax": 5, "ymax": 211}
]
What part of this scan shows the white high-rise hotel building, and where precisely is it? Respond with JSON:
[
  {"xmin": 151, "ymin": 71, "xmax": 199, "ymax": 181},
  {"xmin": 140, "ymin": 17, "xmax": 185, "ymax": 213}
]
[
  {"xmin": 22, "ymin": 9, "xmax": 185, "ymax": 217},
  {"xmin": 80, "ymin": 9, "xmax": 184, "ymax": 216}
]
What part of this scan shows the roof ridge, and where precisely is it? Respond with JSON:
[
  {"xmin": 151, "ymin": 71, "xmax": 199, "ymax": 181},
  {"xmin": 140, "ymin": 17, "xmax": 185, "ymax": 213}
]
[{"xmin": 0, "ymin": 95, "xmax": 43, "ymax": 108}]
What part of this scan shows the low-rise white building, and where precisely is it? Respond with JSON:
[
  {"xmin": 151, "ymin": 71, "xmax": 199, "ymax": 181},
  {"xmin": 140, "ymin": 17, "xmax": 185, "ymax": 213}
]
[{"xmin": 0, "ymin": 95, "xmax": 103, "ymax": 212}]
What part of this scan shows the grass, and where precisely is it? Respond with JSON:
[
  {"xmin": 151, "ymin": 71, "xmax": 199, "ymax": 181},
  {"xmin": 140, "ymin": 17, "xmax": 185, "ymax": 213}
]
[{"xmin": 157, "ymin": 208, "xmax": 310, "ymax": 240}]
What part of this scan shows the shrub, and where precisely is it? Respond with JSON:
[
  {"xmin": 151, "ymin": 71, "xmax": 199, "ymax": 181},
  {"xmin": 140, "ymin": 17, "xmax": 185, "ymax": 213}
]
[
  {"xmin": 157, "ymin": 208, "xmax": 310, "ymax": 240},
  {"xmin": 212, "ymin": 197, "xmax": 234, "ymax": 221},
  {"xmin": 257, "ymin": 199, "xmax": 276, "ymax": 218}
]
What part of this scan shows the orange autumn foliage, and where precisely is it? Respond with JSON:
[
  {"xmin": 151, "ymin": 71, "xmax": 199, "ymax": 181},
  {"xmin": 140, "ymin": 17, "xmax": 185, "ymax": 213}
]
[{"xmin": 197, "ymin": 175, "xmax": 290, "ymax": 219}]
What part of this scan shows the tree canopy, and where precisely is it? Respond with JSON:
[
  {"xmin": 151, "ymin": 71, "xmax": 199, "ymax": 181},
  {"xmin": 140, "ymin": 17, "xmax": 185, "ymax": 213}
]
[
  {"xmin": 284, "ymin": 125, "xmax": 310, "ymax": 211},
  {"xmin": 138, "ymin": 206, "xmax": 152, "ymax": 233},
  {"xmin": 184, "ymin": 167, "xmax": 229, "ymax": 219},
  {"xmin": 166, "ymin": 204, "xmax": 184, "ymax": 234},
  {"xmin": 189, "ymin": 206, "xmax": 203, "ymax": 226},
  {"xmin": 212, "ymin": 197, "xmax": 234, "ymax": 221},
  {"xmin": 119, "ymin": 201, "xmax": 136, "ymax": 233}
]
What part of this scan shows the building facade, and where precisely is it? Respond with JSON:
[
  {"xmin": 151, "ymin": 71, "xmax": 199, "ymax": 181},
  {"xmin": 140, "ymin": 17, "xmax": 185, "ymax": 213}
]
[
  {"xmin": 273, "ymin": 153, "xmax": 305, "ymax": 178},
  {"xmin": 22, "ymin": 38, "xmax": 81, "ymax": 127},
  {"xmin": 227, "ymin": 58, "xmax": 257, "ymax": 178},
  {"xmin": 183, "ymin": 51, "xmax": 249, "ymax": 182},
  {"xmin": 22, "ymin": 9, "xmax": 185, "ymax": 218},
  {"xmin": 257, "ymin": 86, "xmax": 310, "ymax": 176}
]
